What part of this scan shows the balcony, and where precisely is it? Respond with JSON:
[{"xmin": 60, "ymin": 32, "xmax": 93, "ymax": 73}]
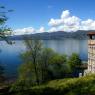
[{"xmin": 88, "ymin": 40, "xmax": 95, "ymax": 45}]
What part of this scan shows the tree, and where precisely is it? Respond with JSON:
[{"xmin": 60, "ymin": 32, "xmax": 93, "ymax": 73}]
[
  {"xmin": 68, "ymin": 53, "xmax": 82, "ymax": 77},
  {"xmin": 49, "ymin": 54, "xmax": 71, "ymax": 79},
  {"xmin": 0, "ymin": 5, "xmax": 12, "ymax": 39},
  {"xmin": 39, "ymin": 48, "xmax": 55, "ymax": 82},
  {"xmin": 0, "ymin": 5, "xmax": 12, "ymax": 83},
  {"xmin": 20, "ymin": 39, "xmax": 42, "ymax": 85},
  {"xmin": 68, "ymin": 53, "xmax": 82, "ymax": 68},
  {"xmin": 19, "ymin": 40, "xmax": 72, "ymax": 86}
]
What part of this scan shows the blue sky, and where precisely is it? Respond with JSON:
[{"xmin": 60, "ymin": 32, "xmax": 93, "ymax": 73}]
[{"xmin": 1, "ymin": 0, "xmax": 95, "ymax": 35}]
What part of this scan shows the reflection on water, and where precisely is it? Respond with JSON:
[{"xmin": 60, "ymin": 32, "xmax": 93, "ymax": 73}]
[{"xmin": 0, "ymin": 39, "xmax": 88, "ymax": 78}]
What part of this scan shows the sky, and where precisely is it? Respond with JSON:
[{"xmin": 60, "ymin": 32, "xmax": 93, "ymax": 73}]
[{"xmin": 1, "ymin": 0, "xmax": 95, "ymax": 35}]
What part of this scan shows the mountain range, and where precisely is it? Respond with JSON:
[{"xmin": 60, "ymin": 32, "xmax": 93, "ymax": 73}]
[{"xmin": 8, "ymin": 30, "xmax": 95, "ymax": 40}]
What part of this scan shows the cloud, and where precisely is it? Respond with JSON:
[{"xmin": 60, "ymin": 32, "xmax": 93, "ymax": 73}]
[
  {"xmin": 13, "ymin": 27, "xmax": 45, "ymax": 35},
  {"xmin": 48, "ymin": 27, "xmax": 57, "ymax": 32},
  {"xmin": 14, "ymin": 10, "xmax": 95, "ymax": 35},
  {"xmin": 39, "ymin": 27, "xmax": 45, "ymax": 32},
  {"xmin": 61, "ymin": 10, "xmax": 70, "ymax": 19},
  {"xmin": 81, "ymin": 19, "xmax": 95, "ymax": 30},
  {"xmin": 48, "ymin": 10, "xmax": 95, "ymax": 32},
  {"xmin": 14, "ymin": 27, "xmax": 36, "ymax": 35},
  {"xmin": 48, "ymin": 18, "xmax": 63, "ymax": 27}
]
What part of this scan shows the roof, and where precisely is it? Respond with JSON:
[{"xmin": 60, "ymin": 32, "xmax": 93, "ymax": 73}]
[{"xmin": 87, "ymin": 32, "xmax": 95, "ymax": 35}]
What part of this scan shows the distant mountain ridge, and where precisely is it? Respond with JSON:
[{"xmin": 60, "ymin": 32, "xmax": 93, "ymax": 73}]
[{"xmin": 8, "ymin": 30, "xmax": 95, "ymax": 40}]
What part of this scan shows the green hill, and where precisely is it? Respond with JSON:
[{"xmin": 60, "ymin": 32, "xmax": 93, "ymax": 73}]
[
  {"xmin": 10, "ymin": 74, "xmax": 95, "ymax": 95},
  {"xmin": 30, "ymin": 74, "xmax": 95, "ymax": 95}
]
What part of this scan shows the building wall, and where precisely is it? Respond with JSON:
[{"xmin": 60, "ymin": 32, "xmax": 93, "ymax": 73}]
[{"xmin": 88, "ymin": 40, "xmax": 95, "ymax": 73}]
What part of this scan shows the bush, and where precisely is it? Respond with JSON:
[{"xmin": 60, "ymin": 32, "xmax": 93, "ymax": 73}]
[
  {"xmin": 28, "ymin": 74, "xmax": 95, "ymax": 95},
  {"xmin": 10, "ymin": 71, "xmax": 95, "ymax": 95}
]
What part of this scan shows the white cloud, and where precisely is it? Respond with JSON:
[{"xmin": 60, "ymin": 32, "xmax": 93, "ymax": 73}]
[
  {"xmin": 14, "ymin": 27, "xmax": 36, "ymax": 35},
  {"xmin": 57, "ymin": 25, "xmax": 79, "ymax": 32},
  {"xmin": 48, "ymin": 10, "xmax": 95, "ymax": 32},
  {"xmin": 63, "ymin": 16, "xmax": 81, "ymax": 26},
  {"xmin": 81, "ymin": 19, "xmax": 95, "ymax": 30},
  {"xmin": 48, "ymin": 10, "xmax": 81, "ymax": 30},
  {"xmin": 48, "ymin": 18, "xmax": 63, "ymax": 27},
  {"xmin": 61, "ymin": 10, "xmax": 70, "ymax": 19},
  {"xmin": 13, "ymin": 27, "xmax": 45, "ymax": 35},
  {"xmin": 48, "ymin": 27, "xmax": 57, "ymax": 32},
  {"xmin": 39, "ymin": 27, "xmax": 45, "ymax": 32},
  {"xmin": 13, "ymin": 10, "xmax": 95, "ymax": 35}
]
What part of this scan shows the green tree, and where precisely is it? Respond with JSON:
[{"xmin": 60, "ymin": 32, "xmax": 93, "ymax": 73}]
[
  {"xmin": 49, "ymin": 54, "xmax": 70, "ymax": 78},
  {"xmin": 19, "ymin": 41, "xmax": 72, "ymax": 86},
  {"xmin": 68, "ymin": 53, "xmax": 82, "ymax": 68},
  {"xmin": 40, "ymin": 48, "xmax": 55, "ymax": 82},
  {"xmin": 18, "ymin": 61, "xmax": 33, "ymax": 86},
  {"xmin": 68, "ymin": 53, "xmax": 82, "ymax": 76},
  {"xmin": 20, "ymin": 39, "xmax": 42, "ymax": 85},
  {"xmin": 0, "ymin": 5, "xmax": 12, "ymax": 39}
]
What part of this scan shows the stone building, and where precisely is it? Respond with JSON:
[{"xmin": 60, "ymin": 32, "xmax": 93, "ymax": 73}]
[{"xmin": 85, "ymin": 32, "xmax": 95, "ymax": 74}]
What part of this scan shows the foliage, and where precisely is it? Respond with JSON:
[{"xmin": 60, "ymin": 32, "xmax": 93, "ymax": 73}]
[
  {"xmin": 13, "ymin": 40, "xmax": 84, "ymax": 95},
  {"xmin": 0, "ymin": 5, "xmax": 12, "ymax": 39},
  {"xmin": 9, "ymin": 39, "xmax": 89, "ymax": 95},
  {"xmin": 68, "ymin": 53, "xmax": 82, "ymax": 75},
  {"xmin": 18, "ymin": 39, "xmax": 83, "ymax": 88},
  {"xmin": 49, "ymin": 54, "xmax": 71, "ymax": 78},
  {"xmin": 20, "ymin": 39, "xmax": 43, "ymax": 85},
  {"xmin": 10, "ymin": 74, "xmax": 95, "ymax": 95},
  {"xmin": 18, "ymin": 62, "xmax": 34, "ymax": 85},
  {"xmin": 39, "ymin": 48, "xmax": 56, "ymax": 82},
  {"xmin": 0, "ymin": 5, "xmax": 12, "ymax": 84},
  {"xmin": 68, "ymin": 53, "xmax": 82, "ymax": 68},
  {"xmin": 18, "ymin": 39, "xmax": 73, "ymax": 87}
]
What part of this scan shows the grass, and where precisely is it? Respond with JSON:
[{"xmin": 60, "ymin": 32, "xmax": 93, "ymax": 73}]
[
  {"xmin": 2, "ymin": 74, "xmax": 95, "ymax": 95},
  {"xmin": 30, "ymin": 74, "xmax": 95, "ymax": 95}
]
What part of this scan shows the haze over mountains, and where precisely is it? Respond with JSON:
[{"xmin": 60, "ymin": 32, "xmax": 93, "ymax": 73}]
[{"xmin": 8, "ymin": 30, "xmax": 94, "ymax": 40}]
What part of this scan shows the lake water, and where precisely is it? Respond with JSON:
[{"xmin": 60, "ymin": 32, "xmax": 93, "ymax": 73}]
[{"xmin": 0, "ymin": 39, "xmax": 88, "ymax": 78}]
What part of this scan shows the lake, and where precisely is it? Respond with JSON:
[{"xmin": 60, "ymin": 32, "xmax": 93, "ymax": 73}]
[{"xmin": 0, "ymin": 39, "xmax": 88, "ymax": 78}]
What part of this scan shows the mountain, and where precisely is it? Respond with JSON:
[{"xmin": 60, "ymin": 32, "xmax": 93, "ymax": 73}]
[{"xmin": 8, "ymin": 30, "xmax": 95, "ymax": 40}]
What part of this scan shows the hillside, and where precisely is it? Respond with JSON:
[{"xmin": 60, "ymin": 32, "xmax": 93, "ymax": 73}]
[
  {"xmin": 30, "ymin": 75, "xmax": 95, "ymax": 95},
  {"xmin": 9, "ymin": 74, "xmax": 95, "ymax": 95},
  {"xmin": 8, "ymin": 30, "xmax": 95, "ymax": 40}
]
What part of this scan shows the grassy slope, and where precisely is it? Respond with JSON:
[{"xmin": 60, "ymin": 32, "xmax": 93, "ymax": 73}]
[
  {"xmin": 31, "ymin": 74, "xmax": 95, "ymax": 95},
  {"xmin": 4, "ymin": 74, "xmax": 95, "ymax": 95}
]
